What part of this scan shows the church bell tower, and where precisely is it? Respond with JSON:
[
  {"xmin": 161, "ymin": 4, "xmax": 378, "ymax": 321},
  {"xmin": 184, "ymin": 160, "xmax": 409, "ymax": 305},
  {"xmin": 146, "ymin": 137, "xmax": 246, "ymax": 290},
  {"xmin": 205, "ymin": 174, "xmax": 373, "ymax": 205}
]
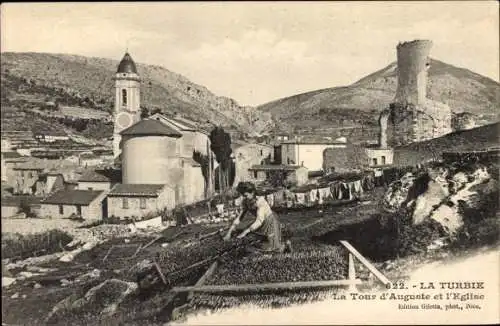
[{"xmin": 113, "ymin": 52, "xmax": 141, "ymax": 159}]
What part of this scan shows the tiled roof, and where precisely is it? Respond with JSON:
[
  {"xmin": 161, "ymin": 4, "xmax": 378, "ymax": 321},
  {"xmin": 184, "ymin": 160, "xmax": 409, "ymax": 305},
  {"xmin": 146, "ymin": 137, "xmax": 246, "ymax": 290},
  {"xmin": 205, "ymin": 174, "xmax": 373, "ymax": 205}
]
[
  {"xmin": 1, "ymin": 151, "xmax": 22, "ymax": 159},
  {"xmin": 78, "ymin": 170, "xmax": 110, "ymax": 183},
  {"xmin": 249, "ymin": 164, "xmax": 304, "ymax": 171},
  {"xmin": 120, "ymin": 119, "xmax": 182, "ymax": 137},
  {"xmin": 281, "ymin": 139, "xmax": 347, "ymax": 145},
  {"xmin": 78, "ymin": 168, "xmax": 122, "ymax": 183},
  {"xmin": 2, "ymin": 196, "xmax": 43, "ymax": 207},
  {"xmin": 13, "ymin": 163, "xmax": 46, "ymax": 171},
  {"xmin": 80, "ymin": 153, "xmax": 101, "ymax": 159},
  {"xmin": 108, "ymin": 184, "xmax": 166, "ymax": 197},
  {"xmin": 41, "ymin": 190, "xmax": 104, "ymax": 205},
  {"xmin": 150, "ymin": 113, "xmax": 210, "ymax": 135}
]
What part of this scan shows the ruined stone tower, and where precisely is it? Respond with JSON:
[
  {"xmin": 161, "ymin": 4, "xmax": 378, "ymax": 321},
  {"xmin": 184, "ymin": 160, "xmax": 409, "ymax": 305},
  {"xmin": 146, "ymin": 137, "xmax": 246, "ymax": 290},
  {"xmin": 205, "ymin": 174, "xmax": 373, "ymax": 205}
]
[
  {"xmin": 394, "ymin": 40, "xmax": 432, "ymax": 106},
  {"xmin": 379, "ymin": 40, "xmax": 452, "ymax": 148}
]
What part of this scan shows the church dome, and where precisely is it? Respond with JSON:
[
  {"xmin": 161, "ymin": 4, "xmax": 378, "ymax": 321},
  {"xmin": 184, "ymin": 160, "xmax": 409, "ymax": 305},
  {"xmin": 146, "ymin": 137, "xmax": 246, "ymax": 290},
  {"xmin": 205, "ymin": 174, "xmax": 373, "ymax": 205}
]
[{"xmin": 117, "ymin": 52, "xmax": 138, "ymax": 74}]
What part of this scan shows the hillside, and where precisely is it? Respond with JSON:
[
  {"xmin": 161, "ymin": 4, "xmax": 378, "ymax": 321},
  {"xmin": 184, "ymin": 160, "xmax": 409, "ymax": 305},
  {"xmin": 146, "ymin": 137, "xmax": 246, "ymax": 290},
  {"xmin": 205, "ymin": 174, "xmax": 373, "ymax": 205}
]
[
  {"xmin": 257, "ymin": 59, "xmax": 500, "ymax": 138},
  {"xmin": 0, "ymin": 52, "xmax": 275, "ymax": 137}
]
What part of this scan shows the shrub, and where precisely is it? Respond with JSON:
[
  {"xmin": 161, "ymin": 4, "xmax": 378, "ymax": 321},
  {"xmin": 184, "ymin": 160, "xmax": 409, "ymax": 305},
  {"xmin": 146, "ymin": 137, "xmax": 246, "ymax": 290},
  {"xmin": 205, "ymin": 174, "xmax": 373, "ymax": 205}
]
[{"xmin": 1, "ymin": 229, "xmax": 73, "ymax": 260}]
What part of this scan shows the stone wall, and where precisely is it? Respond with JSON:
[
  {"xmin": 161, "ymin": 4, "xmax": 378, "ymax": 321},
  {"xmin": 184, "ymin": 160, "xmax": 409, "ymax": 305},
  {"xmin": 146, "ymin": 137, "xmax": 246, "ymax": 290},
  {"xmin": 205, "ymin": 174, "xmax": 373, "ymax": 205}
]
[{"xmin": 452, "ymin": 112, "xmax": 477, "ymax": 131}]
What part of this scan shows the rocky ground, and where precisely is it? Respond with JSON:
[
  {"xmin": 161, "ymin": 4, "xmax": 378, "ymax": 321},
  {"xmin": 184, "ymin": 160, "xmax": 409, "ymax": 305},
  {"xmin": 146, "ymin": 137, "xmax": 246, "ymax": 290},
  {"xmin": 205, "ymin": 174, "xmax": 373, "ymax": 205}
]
[
  {"xmin": 2, "ymin": 181, "xmax": 497, "ymax": 325},
  {"xmin": 1, "ymin": 189, "xmax": 384, "ymax": 325}
]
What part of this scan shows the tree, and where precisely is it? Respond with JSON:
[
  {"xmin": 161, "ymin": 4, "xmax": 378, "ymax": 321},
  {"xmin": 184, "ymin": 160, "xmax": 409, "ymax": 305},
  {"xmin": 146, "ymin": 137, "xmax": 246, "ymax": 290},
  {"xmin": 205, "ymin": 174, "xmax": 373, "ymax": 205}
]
[
  {"xmin": 193, "ymin": 150, "xmax": 214, "ymax": 198},
  {"xmin": 268, "ymin": 170, "xmax": 290, "ymax": 188},
  {"xmin": 18, "ymin": 198, "xmax": 33, "ymax": 217},
  {"xmin": 151, "ymin": 108, "xmax": 162, "ymax": 115},
  {"xmin": 209, "ymin": 127, "xmax": 233, "ymax": 192},
  {"xmin": 140, "ymin": 106, "xmax": 150, "ymax": 119}
]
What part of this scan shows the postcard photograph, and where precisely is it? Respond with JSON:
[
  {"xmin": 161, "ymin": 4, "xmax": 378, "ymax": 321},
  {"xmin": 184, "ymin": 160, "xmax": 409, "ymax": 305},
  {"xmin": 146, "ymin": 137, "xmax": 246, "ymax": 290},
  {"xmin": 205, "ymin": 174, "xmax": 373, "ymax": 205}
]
[{"xmin": 1, "ymin": 1, "xmax": 499, "ymax": 325}]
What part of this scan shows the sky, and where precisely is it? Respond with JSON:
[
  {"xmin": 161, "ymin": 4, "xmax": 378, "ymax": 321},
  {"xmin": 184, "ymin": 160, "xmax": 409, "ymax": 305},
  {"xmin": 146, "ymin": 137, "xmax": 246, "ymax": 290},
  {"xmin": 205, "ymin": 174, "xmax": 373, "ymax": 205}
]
[{"xmin": 1, "ymin": 2, "xmax": 498, "ymax": 106}]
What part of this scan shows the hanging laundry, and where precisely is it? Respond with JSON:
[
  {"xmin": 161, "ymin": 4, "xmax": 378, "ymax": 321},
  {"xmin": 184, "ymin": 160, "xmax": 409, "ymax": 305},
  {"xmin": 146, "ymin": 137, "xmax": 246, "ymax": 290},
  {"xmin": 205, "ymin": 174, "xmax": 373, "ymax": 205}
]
[
  {"xmin": 273, "ymin": 189, "xmax": 286, "ymax": 207},
  {"xmin": 340, "ymin": 183, "xmax": 350, "ymax": 200},
  {"xmin": 334, "ymin": 182, "xmax": 343, "ymax": 200},
  {"xmin": 329, "ymin": 183, "xmax": 337, "ymax": 200},
  {"xmin": 266, "ymin": 194, "xmax": 275, "ymax": 207},
  {"xmin": 296, "ymin": 192, "xmax": 306, "ymax": 205},
  {"xmin": 353, "ymin": 179, "xmax": 363, "ymax": 196},
  {"xmin": 347, "ymin": 182, "xmax": 354, "ymax": 200},
  {"xmin": 318, "ymin": 187, "xmax": 328, "ymax": 201},
  {"xmin": 309, "ymin": 189, "xmax": 318, "ymax": 203}
]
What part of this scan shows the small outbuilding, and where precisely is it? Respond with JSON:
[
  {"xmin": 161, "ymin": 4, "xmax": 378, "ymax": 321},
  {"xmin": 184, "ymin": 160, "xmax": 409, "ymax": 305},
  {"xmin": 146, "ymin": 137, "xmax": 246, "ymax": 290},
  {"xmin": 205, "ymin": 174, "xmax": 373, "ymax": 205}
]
[
  {"xmin": 106, "ymin": 183, "xmax": 175, "ymax": 220},
  {"xmin": 40, "ymin": 190, "xmax": 107, "ymax": 220},
  {"xmin": 248, "ymin": 164, "xmax": 309, "ymax": 187}
]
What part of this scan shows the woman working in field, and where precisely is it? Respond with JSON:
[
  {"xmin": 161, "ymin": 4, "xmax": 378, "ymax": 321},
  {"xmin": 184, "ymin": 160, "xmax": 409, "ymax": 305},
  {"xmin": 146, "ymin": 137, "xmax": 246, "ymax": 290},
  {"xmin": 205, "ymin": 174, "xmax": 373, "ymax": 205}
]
[{"xmin": 223, "ymin": 182, "xmax": 292, "ymax": 254}]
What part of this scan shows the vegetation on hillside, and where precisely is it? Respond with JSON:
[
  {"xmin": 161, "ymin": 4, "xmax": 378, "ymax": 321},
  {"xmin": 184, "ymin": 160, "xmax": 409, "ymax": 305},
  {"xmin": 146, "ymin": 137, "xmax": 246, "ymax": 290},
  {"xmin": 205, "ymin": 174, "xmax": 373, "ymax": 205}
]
[
  {"xmin": 2, "ymin": 229, "xmax": 73, "ymax": 260},
  {"xmin": 1, "ymin": 52, "xmax": 274, "ymax": 137}
]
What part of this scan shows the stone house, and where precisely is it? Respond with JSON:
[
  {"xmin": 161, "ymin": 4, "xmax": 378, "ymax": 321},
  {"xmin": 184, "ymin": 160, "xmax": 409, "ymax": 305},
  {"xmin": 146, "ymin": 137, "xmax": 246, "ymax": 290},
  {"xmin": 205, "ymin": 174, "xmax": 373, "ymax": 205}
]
[
  {"xmin": 365, "ymin": 147, "xmax": 394, "ymax": 168},
  {"xmin": 77, "ymin": 168, "xmax": 121, "ymax": 191},
  {"xmin": 32, "ymin": 171, "xmax": 66, "ymax": 197},
  {"xmin": 78, "ymin": 153, "xmax": 104, "ymax": 167},
  {"xmin": 1, "ymin": 181, "xmax": 14, "ymax": 197},
  {"xmin": 1, "ymin": 195, "xmax": 42, "ymax": 218},
  {"xmin": 323, "ymin": 145, "xmax": 394, "ymax": 172},
  {"xmin": 106, "ymin": 184, "xmax": 175, "ymax": 219},
  {"xmin": 12, "ymin": 164, "xmax": 46, "ymax": 195},
  {"xmin": 248, "ymin": 165, "xmax": 309, "ymax": 187},
  {"xmin": 1, "ymin": 151, "xmax": 27, "ymax": 185},
  {"xmin": 280, "ymin": 138, "xmax": 347, "ymax": 172},
  {"xmin": 39, "ymin": 190, "xmax": 107, "ymax": 220},
  {"xmin": 232, "ymin": 142, "xmax": 274, "ymax": 185}
]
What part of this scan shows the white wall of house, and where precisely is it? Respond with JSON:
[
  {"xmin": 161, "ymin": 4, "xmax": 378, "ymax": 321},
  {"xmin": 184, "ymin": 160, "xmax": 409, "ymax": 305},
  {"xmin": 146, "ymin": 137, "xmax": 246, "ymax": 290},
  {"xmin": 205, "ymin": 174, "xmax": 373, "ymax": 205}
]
[
  {"xmin": 79, "ymin": 158, "xmax": 103, "ymax": 167},
  {"xmin": 39, "ymin": 193, "xmax": 106, "ymax": 220},
  {"xmin": 181, "ymin": 165, "xmax": 205, "ymax": 205},
  {"xmin": 290, "ymin": 167, "xmax": 309, "ymax": 186},
  {"xmin": 1, "ymin": 206, "xmax": 19, "ymax": 218},
  {"xmin": 365, "ymin": 148, "xmax": 394, "ymax": 167},
  {"xmin": 107, "ymin": 186, "xmax": 175, "ymax": 219},
  {"xmin": 281, "ymin": 143, "xmax": 346, "ymax": 171},
  {"xmin": 77, "ymin": 181, "xmax": 112, "ymax": 191}
]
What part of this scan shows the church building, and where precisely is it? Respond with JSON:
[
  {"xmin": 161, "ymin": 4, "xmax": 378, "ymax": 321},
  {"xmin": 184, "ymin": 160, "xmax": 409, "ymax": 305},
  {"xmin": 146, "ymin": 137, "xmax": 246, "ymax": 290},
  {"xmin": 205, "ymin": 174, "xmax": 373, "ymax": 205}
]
[{"xmin": 108, "ymin": 52, "xmax": 212, "ymax": 219}]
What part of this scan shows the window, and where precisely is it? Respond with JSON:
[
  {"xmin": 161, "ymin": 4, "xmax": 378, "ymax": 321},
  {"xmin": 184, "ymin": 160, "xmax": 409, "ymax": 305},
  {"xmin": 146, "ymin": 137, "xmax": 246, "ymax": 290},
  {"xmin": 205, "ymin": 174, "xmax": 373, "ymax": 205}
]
[
  {"xmin": 58, "ymin": 205, "xmax": 64, "ymax": 215},
  {"xmin": 122, "ymin": 89, "xmax": 127, "ymax": 106},
  {"xmin": 76, "ymin": 205, "xmax": 82, "ymax": 216},
  {"xmin": 122, "ymin": 198, "xmax": 129, "ymax": 209},
  {"xmin": 260, "ymin": 150, "xmax": 263, "ymax": 156},
  {"xmin": 88, "ymin": 187, "xmax": 93, "ymax": 191},
  {"xmin": 381, "ymin": 156, "xmax": 386, "ymax": 165},
  {"xmin": 140, "ymin": 198, "xmax": 147, "ymax": 209},
  {"xmin": 372, "ymin": 158, "xmax": 378, "ymax": 166},
  {"xmin": 253, "ymin": 171, "xmax": 258, "ymax": 178}
]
